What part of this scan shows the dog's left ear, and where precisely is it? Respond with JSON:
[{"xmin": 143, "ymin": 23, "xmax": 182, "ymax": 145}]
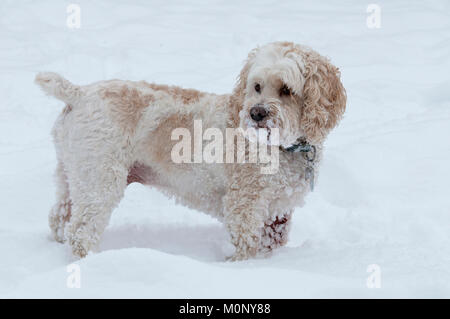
[{"xmin": 300, "ymin": 52, "xmax": 347, "ymax": 144}]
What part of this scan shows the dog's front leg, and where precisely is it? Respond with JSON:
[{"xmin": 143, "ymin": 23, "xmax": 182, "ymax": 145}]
[
  {"xmin": 261, "ymin": 210, "xmax": 293, "ymax": 252},
  {"xmin": 224, "ymin": 195, "xmax": 268, "ymax": 261},
  {"xmin": 223, "ymin": 165, "xmax": 273, "ymax": 261}
]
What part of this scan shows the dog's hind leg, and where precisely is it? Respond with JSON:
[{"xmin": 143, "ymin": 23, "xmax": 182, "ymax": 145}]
[
  {"xmin": 49, "ymin": 161, "xmax": 72, "ymax": 243},
  {"xmin": 64, "ymin": 159, "xmax": 128, "ymax": 258}
]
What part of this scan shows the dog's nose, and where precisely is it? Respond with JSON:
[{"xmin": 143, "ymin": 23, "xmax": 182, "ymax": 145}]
[{"xmin": 250, "ymin": 105, "xmax": 268, "ymax": 122}]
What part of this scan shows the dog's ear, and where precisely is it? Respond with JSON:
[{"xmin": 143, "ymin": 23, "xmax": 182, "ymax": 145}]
[
  {"xmin": 300, "ymin": 53, "xmax": 346, "ymax": 144},
  {"xmin": 229, "ymin": 48, "xmax": 258, "ymax": 126}
]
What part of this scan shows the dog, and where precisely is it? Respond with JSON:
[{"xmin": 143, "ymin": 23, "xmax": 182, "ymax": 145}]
[{"xmin": 35, "ymin": 41, "xmax": 346, "ymax": 260}]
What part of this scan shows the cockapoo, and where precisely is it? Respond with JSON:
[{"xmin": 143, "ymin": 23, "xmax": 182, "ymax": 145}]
[{"xmin": 35, "ymin": 42, "xmax": 346, "ymax": 260}]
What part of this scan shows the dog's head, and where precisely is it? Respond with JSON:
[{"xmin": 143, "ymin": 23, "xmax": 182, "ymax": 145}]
[{"xmin": 231, "ymin": 42, "xmax": 346, "ymax": 147}]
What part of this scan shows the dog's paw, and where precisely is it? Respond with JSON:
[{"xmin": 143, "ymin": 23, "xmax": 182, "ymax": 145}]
[
  {"xmin": 69, "ymin": 239, "xmax": 89, "ymax": 258},
  {"xmin": 65, "ymin": 224, "xmax": 96, "ymax": 258},
  {"xmin": 260, "ymin": 214, "xmax": 291, "ymax": 251},
  {"xmin": 226, "ymin": 252, "xmax": 249, "ymax": 262},
  {"xmin": 49, "ymin": 202, "xmax": 72, "ymax": 244},
  {"xmin": 227, "ymin": 236, "xmax": 259, "ymax": 261},
  {"xmin": 49, "ymin": 214, "xmax": 66, "ymax": 243}
]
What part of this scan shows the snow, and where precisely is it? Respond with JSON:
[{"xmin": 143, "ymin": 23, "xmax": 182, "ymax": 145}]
[{"xmin": 1, "ymin": 0, "xmax": 450, "ymax": 298}]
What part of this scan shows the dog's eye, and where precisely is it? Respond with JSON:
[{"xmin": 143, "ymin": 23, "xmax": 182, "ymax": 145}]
[
  {"xmin": 280, "ymin": 84, "xmax": 291, "ymax": 96},
  {"xmin": 254, "ymin": 83, "xmax": 261, "ymax": 93}
]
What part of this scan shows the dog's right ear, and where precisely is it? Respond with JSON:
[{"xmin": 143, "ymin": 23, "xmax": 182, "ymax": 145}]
[
  {"xmin": 229, "ymin": 48, "xmax": 259, "ymax": 126},
  {"xmin": 300, "ymin": 52, "xmax": 347, "ymax": 144}
]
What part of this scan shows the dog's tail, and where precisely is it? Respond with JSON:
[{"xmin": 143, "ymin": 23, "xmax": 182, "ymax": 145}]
[{"xmin": 35, "ymin": 72, "xmax": 81, "ymax": 105}]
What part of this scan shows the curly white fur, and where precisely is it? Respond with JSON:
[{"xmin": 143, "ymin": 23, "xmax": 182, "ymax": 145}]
[{"xmin": 35, "ymin": 42, "xmax": 346, "ymax": 260}]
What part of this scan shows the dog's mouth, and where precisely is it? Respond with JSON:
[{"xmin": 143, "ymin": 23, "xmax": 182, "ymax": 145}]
[
  {"xmin": 239, "ymin": 108, "xmax": 284, "ymax": 145},
  {"xmin": 255, "ymin": 122, "xmax": 271, "ymax": 140},
  {"xmin": 242, "ymin": 119, "xmax": 278, "ymax": 145}
]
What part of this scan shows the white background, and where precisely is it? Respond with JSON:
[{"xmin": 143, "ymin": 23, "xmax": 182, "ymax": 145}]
[{"xmin": 0, "ymin": 0, "xmax": 449, "ymax": 298}]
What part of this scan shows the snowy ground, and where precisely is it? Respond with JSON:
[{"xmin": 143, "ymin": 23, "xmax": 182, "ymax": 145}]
[{"xmin": 1, "ymin": 0, "xmax": 449, "ymax": 298}]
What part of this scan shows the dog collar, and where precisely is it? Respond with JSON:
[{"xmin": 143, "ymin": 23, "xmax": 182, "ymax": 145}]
[
  {"xmin": 280, "ymin": 141, "xmax": 316, "ymax": 191},
  {"xmin": 281, "ymin": 141, "xmax": 316, "ymax": 159}
]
